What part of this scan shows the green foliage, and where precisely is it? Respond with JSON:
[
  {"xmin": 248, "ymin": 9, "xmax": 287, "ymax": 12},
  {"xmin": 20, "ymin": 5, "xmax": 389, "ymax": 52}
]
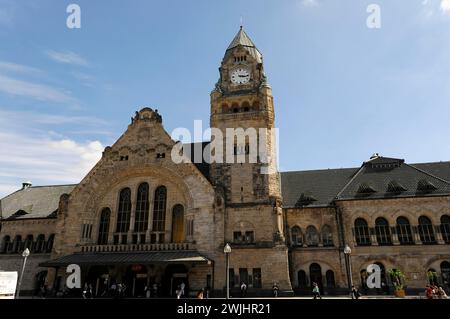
[{"xmin": 388, "ymin": 269, "xmax": 406, "ymax": 291}]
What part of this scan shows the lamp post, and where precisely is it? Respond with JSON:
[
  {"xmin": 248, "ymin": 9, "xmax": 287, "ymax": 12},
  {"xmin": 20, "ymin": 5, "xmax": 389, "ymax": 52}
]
[
  {"xmin": 344, "ymin": 245, "xmax": 353, "ymax": 298},
  {"xmin": 223, "ymin": 243, "xmax": 232, "ymax": 299},
  {"xmin": 16, "ymin": 248, "xmax": 30, "ymax": 299}
]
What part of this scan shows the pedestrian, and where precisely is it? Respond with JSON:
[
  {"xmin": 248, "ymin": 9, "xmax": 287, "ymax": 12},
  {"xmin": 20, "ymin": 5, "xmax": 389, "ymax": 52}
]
[
  {"xmin": 351, "ymin": 285, "xmax": 360, "ymax": 299},
  {"xmin": 180, "ymin": 281, "xmax": 186, "ymax": 297},
  {"xmin": 144, "ymin": 286, "xmax": 151, "ymax": 299},
  {"xmin": 312, "ymin": 282, "xmax": 321, "ymax": 299},
  {"xmin": 204, "ymin": 286, "xmax": 210, "ymax": 299},
  {"xmin": 272, "ymin": 283, "xmax": 279, "ymax": 297},
  {"xmin": 438, "ymin": 286, "xmax": 448, "ymax": 299},
  {"xmin": 197, "ymin": 289, "xmax": 204, "ymax": 299},
  {"xmin": 152, "ymin": 283, "xmax": 158, "ymax": 298},
  {"xmin": 240, "ymin": 281, "xmax": 247, "ymax": 297},
  {"xmin": 425, "ymin": 284, "xmax": 434, "ymax": 299},
  {"xmin": 176, "ymin": 285, "xmax": 182, "ymax": 299}
]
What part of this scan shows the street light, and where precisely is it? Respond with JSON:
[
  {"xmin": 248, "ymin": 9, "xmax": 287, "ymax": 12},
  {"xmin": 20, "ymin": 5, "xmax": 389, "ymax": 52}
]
[
  {"xmin": 16, "ymin": 248, "xmax": 30, "ymax": 299},
  {"xmin": 343, "ymin": 244, "xmax": 353, "ymax": 298},
  {"xmin": 224, "ymin": 243, "xmax": 232, "ymax": 299}
]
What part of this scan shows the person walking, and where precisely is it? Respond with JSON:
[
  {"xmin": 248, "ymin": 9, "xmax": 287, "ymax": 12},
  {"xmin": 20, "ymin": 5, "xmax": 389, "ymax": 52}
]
[
  {"xmin": 180, "ymin": 281, "xmax": 186, "ymax": 297},
  {"xmin": 176, "ymin": 285, "xmax": 182, "ymax": 299},
  {"xmin": 425, "ymin": 284, "xmax": 434, "ymax": 299},
  {"xmin": 240, "ymin": 281, "xmax": 247, "ymax": 298},
  {"xmin": 351, "ymin": 285, "xmax": 360, "ymax": 299},
  {"xmin": 272, "ymin": 283, "xmax": 279, "ymax": 297},
  {"xmin": 438, "ymin": 286, "xmax": 448, "ymax": 299},
  {"xmin": 312, "ymin": 282, "xmax": 321, "ymax": 299}
]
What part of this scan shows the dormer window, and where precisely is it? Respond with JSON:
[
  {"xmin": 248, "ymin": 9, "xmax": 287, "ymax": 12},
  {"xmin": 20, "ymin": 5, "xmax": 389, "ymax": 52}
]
[
  {"xmin": 417, "ymin": 179, "xmax": 437, "ymax": 192},
  {"xmin": 357, "ymin": 183, "xmax": 376, "ymax": 194}
]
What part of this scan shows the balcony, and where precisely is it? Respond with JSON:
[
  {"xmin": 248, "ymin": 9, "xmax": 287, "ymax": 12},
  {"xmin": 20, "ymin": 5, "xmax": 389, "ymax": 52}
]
[{"xmin": 80, "ymin": 242, "xmax": 195, "ymax": 253}]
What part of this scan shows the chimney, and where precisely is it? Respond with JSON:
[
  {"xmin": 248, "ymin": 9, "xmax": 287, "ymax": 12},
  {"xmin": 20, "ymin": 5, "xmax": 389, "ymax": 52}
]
[{"xmin": 22, "ymin": 181, "xmax": 32, "ymax": 190}]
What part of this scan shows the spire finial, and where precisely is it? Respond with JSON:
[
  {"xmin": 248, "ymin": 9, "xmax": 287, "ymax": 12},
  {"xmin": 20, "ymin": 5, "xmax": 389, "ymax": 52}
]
[{"xmin": 240, "ymin": 16, "xmax": 243, "ymax": 29}]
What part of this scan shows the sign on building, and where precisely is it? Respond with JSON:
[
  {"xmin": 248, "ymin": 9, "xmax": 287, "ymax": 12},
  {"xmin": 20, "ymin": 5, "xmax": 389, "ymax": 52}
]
[{"xmin": 0, "ymin": 272, "xmax": 18, "ymax": 299}]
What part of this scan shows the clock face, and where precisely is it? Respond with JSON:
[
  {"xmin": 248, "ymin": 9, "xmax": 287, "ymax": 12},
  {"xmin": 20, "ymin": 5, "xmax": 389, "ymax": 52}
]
[{"xmin": 230, "ymin": 68, "xmax": 251, "ymax": 85}]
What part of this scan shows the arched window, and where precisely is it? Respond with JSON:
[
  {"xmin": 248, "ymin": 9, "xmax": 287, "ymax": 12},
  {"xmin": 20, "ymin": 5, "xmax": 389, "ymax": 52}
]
[
  {"xmin": 298, "ymin": 270, "xmax": 307, "ymax": 288},
  {"xmin": 396, "ymin": 217, "xmax": 414, "ymax": 245},
  {"xmin": 12, "ymin": 235, "xmax": 22, "ymax": 253},
  {"xmin": 98, "ymin": 208, "xmax": 111, "ymax": 245},
  {"xmin": 116, "ymin": 188, "xmax": 132, "ymax": 233},
  {"xmin": 305, "ymin": 226, "xmax": 319, "ymax": 247},
  {"xmin": 375, "ymin": 217, "xmax": 392, "ymax": 245},
  {"xmin": 152, "ymin": 186, "xmax": 167, "ymax": 232},
  {"xmin": 24, "ymin": 234, "xmax": 34, "ymax": 251},
  {"xmin": 354, "ymin": 218, "xmax": 371, "ymax": 246},
  {"xmin": 1, "ymin": 236, "xmax": 11, "ymax": 254},
  {"xmin": 134, "ymin": 183, "xmax": 150, "ymax": 232},
  {"xmin": 35, "ymin": 234, "xmax": 45, "ymax": 253},
  {"xmin": 418, "ymin": 216, "xmax": 436, "ymax": 244},
  {"xmin": 326, "ymin": 270, "xmax": 336, "ymax": 288},
  {"xmin": 309, "ymin": 263, "xmax": 323, "ymax": 291},
  {"xmin": 291, "ymin": 226, "xmax": 302, "ymax": 246},
  {"xmin": 171, "ymin": 204, "xmax": 184, "ymax": 243},
  {"xmin": 321, "ymin": 225, "xmax": 333, "ymax": 247},
  {"xmin": 242, "ymin": 101, "xmax": 250, "ymax": 112},
  {"xmin": 441, "ymin": 261, "xmax": 450, "ymax": 288},
  {"xmin": 440, "ymin": 215, "xmax": 450, "ymax": 244},
  {"xmin": 46, "ymin": 234, "xmax": 55, "ymax": 253}
]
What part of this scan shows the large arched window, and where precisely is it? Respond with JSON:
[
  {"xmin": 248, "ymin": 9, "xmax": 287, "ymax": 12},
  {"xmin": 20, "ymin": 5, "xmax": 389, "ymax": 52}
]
[
  {"xmin": 134, "ymin": 183, "xmax": 150, "ymax": 232},
  {"xmin": 418, "ymin": 216, "xmax": 436, "ymax": 244},
  {"xmin": 171, "ymin": 204, "xmax": 184, "ymax": 243},
  {"xmin": 375, "ymin": 217, "xmax": 392, "ymax": 245},
  {"xmin": 35, "ymin": 234, "xmax": 45, "ymax": 253},
  {"xmin": 305, "ymin": 226, "xmax": 319, "ymax": 247},
  {"xmin": 12, "ymin": 235, "xmax": 22, "ymax": 253},
  {"xmin": 291, "ymin": 226, "xmax": 302, "ymax": 246},
  {"xmin": 354, "ymin": 218, "xmax": 371, "ymax": 246},
  {"xmin": 152, "ymin": 186, "xmax": 167, "ymax": 232},
  {"xmin": 298, "ymin": 270, "xmax": 307, "ymax": 288},
  {"xmin": 441, "ymin": 261, "xmax": 450, "ymax": 288},
  {"xmin": 440, "ymin": 215, "xmax": 450, "ymax": 244},
  {"xmin": 46, "ymin": 234, "xmax": 55, "ymax": 253},
  {"xmin": 321, "ymin": 225, "xmax": 333, "ymax": 247},
  {"xmin": 98, "ymin": 208, "xmax": 111, "ymax": 245},
  {"xmin": 326, "ymin": 270, "xmax": 336, "ymax": 288},
  {"xmin": 1, "ymin": 236, "xmax": 11, "ymax": 254},
  {"xmin": 23, "ymin": 234, "xmax": 34, "ymax": 251},
  {"xmin": 116, "ymin": 188, "xmax": 132, "ymax": 233},
  {"xmin": 396, "ymin": 217, "xmax": 414, "ymax": 245}
]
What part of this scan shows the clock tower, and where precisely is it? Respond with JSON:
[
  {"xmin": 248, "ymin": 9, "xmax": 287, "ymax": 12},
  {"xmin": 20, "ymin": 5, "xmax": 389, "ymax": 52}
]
[{"xmin": 210, "ymin": 27, "xmax": 292, "ymax": 293}]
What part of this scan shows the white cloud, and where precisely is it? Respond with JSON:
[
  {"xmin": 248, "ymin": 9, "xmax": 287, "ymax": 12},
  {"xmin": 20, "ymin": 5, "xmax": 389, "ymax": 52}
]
[
  {"xmin": 0, "ymin": 74, "xmax": 75, "ymax": 104},
  {"xmin": 441, "ymin": 0, "xmax": 450, "ymax": 13},
  {"xmin": 300, "ymin": 0, "xmax": 319, "ymax": 7},
  {"xmin": 46, "ymin": 50, "xmax": 88, "ymax": 66},
  {"xmin": 0, "ymin": 61, "xmax": 42, "ymax": 75},
  {"xmin": 0, "ymin": 109, "xmax": 107, "ymax": 126},
  {"xmin": 0, "ymin": 130, "xmax": 103, "ymax": 197}
]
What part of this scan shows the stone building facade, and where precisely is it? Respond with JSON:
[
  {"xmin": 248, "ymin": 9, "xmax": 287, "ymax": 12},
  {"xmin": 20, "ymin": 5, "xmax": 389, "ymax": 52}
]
[{"xmin": 1, "ymin": 28, "xmax": 450, "ymax": 297}]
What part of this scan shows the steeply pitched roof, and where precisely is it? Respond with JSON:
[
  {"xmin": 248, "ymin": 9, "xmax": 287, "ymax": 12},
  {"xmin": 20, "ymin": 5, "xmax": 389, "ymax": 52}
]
[
  {"xmin": 336, "ymin": 156, "xmax": 450, "ymax": 200},
  {"xmin": 182, "ymin": 142, "xmax": 211, "ymax": 181},
  {"xmin": 227, "ymin": 26, "xmax": 258, "ymax": 50},
  {"xmin": 280, "ymin": 157, "xmax": 450, "ymax": 208},
  {"xmin": 224, "ymin": 27, "xmax": 262, "ymax": 63},
  {"xmin": 280, "ymin": 168, "xmax": 357, "ymax": 208},
  {"xmin": 0, "ymin": 184, "xmax": 76, "ymax": 220}
]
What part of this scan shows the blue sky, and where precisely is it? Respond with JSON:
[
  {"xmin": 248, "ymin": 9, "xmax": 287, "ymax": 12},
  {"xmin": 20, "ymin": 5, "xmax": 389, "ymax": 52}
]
[{"xmin": 1, "ymin": 0, "xmax": 450, "ymax": 197}]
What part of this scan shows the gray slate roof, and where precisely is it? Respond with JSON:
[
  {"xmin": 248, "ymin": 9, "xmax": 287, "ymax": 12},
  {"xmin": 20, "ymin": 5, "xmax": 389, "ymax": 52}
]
[
  {"xmin": 224, "ymin": 27, "xmax": 263, "ymax": 63},
  {"xmin": 0, "ymin": 184, "xmax": 76, "ymax": 220},
  {"xmin": 281, "ymin": 156, "xmax": 450, "ymax": 208}
]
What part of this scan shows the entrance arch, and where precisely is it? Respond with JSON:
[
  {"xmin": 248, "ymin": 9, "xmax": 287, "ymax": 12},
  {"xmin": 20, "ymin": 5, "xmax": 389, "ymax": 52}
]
[
  {"xmin": 309, "ymin": 263, "xmax": 323, "ymax": 293},
  {"xmin": 163, "ymin": 264, "xmax": 188, "ymax": 297}
]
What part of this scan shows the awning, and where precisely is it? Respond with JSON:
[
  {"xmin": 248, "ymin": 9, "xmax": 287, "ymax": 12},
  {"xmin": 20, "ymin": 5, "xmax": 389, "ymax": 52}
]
[{"xmin": 40, "ymin": 250, "xmax": 211, "ymax": 267}]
